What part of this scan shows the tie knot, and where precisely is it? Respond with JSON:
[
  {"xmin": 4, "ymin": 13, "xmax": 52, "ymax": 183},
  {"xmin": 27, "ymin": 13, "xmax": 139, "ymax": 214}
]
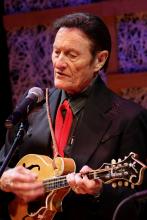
[{"xmin": 60, "ymin": 100, "xmax": 71, "ymax": 111}]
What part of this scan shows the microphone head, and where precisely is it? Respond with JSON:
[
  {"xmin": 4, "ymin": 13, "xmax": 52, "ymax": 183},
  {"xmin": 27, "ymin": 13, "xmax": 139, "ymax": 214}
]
[
  {"xmin": 5, "ymin": 87, "xmax": 44, "ymax": 128},
  {"xmin": 27, "ymin": 87, "xmax": 44, "ymax": 103}
]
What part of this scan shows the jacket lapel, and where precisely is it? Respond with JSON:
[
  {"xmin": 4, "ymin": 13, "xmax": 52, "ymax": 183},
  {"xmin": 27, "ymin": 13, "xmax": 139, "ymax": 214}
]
[
  {"xmin": 49, "ymin": 88, "xmax": 61, "ymax": 124},
  {"xmin": 69, "ymin": 77, "xmax": 114, "ymax": 170}
]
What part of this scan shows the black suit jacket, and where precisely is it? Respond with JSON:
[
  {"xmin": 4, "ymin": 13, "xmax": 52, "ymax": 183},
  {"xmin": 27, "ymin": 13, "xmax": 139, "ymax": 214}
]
[{"xmin": 1, "ymin": 76, "xmax": 147, "ymax": 220}]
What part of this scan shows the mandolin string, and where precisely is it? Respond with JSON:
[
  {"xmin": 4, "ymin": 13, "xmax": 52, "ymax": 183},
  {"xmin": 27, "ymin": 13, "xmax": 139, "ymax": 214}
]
[
  {"xmin": 43, "ymin": 169, "xmax": 112, "ymax": 186},
  {"xmin": 43, "ymin": 165, "xmax": 128, "ymax": 190},
  {"xmin": 43, "ymin": 175, "xmax": 68, "ymax": 188},
  {"xmin": 43, "ymin": 177, "xmax": 69, "ymax": 191},
  {"xmin": 42, "ymin": 170, "xmax": 108, "ymax": 188}
]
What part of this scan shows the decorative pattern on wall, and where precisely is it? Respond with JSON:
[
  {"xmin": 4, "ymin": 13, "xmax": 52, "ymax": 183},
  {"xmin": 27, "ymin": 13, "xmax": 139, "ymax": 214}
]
[
  {"xmin": 7, "ymin": 25, "xmax": 54, "ymax": 105},
  {"xmin": 120, "ymin": 87, "xmax": 147, "ymax": 109},
  {"xmin": 4, "ymin": 0, "xmax": 100, "ymax": 15},
  {"xmin": 5, "ymin": 8, "xmax": 147, "ymax": 109},
  {"xmin": 117, "ymin": 13, "xmax": 147, "ymax": 73}
]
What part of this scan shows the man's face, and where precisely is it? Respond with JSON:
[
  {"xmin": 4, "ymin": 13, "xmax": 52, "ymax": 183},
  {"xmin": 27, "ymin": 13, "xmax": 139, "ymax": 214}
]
[{"xmin": 52, "ymin": 27, "xmax": 99, "ymax": 94}]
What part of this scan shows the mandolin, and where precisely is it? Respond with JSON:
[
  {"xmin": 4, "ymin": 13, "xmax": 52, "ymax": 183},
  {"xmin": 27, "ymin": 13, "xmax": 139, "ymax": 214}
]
[{"xmin": 9, "ymin": 152, "xmax": 147, "ymax": 220}]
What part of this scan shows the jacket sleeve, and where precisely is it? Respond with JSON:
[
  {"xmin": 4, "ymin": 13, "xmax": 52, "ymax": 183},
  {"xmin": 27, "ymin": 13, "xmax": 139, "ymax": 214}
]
[{"xmin": 98, "ymin": 108, "xmax": 147, "ymax": 220}]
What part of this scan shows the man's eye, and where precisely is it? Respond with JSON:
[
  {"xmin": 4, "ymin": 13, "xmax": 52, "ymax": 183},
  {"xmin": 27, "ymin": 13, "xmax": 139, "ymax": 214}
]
[
  {"xmin": 69, "ymin": 53, "xmax": 77, "ymax": 59},
  {"xmin": 54, "ymin": 50, "xmax": 60, "ymax": 57}
]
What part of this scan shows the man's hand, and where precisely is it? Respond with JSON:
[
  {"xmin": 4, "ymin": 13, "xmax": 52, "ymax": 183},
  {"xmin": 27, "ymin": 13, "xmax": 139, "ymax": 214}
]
[
  {"xmin": 0, "ymin": 166, "xmax": 44, "ymax": 202},
  {"xmin": 66, "ymin": 165, "xmax": 103, "ymax": 195}
]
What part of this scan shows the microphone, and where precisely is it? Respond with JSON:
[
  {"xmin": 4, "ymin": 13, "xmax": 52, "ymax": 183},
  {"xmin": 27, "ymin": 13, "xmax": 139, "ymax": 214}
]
[{"xmin": 5, "ymin": 87, "xmax": 44, "ymax": 128}]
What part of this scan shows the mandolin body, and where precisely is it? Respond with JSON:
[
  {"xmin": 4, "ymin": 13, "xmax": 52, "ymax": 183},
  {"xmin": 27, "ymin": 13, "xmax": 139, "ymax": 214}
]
[{"xmin": 9, "ymin": 154, "xmax": 76, "ymax": 220}]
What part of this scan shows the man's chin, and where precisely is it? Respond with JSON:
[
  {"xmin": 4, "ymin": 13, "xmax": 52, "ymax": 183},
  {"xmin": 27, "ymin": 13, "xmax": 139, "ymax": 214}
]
[
  {"xmin": 55, "ymin": 82, "xmax": 69, "ymax": 90},
  {"xmin": 54, "ymin": 83, "xmax": 74, "ymax": 94}
]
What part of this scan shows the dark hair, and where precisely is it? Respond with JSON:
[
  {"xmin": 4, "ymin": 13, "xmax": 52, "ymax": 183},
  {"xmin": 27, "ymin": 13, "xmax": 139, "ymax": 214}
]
[{"xmin": 52, "ymin": 12, "xmax": 111, "ymax": 71}]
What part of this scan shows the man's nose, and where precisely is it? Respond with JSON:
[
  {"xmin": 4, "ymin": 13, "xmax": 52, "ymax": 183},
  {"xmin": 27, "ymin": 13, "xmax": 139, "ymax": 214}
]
[{"xmin": 55, "ymin": 54, "xmax": 67, "ymax": 69}]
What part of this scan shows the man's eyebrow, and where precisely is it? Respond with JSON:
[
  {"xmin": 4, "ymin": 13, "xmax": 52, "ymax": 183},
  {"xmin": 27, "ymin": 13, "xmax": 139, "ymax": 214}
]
[{"xmin": 53, "ymin": 45, "xmax": 79, "ymax": 53}]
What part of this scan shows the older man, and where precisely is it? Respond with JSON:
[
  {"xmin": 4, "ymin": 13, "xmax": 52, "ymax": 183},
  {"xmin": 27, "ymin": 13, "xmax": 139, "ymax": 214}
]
[{"xmin": 0, "ymin": 12, "xmax": 147, "ymax": 220}]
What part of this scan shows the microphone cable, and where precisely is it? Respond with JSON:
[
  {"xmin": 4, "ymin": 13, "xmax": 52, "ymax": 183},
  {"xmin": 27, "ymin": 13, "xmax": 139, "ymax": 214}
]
[{"xmin": 112, "ymin": 190, "xmax": 147, "ymax": 220}]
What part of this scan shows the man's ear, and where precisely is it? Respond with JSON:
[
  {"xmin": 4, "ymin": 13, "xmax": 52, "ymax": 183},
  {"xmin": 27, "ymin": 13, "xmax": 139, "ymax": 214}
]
[{"xmin": 93, "ymin": 50, "xmax": 109, "ymax": 72}]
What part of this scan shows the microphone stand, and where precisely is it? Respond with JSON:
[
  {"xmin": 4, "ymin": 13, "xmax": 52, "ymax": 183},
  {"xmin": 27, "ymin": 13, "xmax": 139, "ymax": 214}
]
[{"xmin": 0, "ymin": 122, "xmax": 25, "ymax": 177}]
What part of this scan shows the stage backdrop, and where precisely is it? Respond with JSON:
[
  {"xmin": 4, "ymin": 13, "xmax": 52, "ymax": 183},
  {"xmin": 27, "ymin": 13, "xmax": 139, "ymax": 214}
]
[{"xmin": 1, "ymin": 0, "xmax": 147, "ymax": 147}]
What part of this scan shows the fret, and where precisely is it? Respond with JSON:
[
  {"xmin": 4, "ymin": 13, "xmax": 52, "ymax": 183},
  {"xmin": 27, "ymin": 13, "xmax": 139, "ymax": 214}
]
[
  {"xmin": 87, "ymin": 169, "xmax": 110, "ymax": 181},
  {"xmin": 43, "ymin": 175, "xmax": 69, "ymax": 192}
]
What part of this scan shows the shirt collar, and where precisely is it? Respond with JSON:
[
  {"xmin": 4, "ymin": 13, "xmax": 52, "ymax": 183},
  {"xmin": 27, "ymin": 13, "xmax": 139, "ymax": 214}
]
[{"xmin": 60, "ymin": 80, "xmax": 94, "ymax": 115}]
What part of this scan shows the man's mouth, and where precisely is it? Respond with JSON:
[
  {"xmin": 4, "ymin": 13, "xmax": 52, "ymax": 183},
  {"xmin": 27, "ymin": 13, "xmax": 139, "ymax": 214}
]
[
  {"xmin": 56, "ymin": 71, "xmax": 68, "ymax": 77},
  {"xmin": 56, "ymin": 71, "xmax": 62, "ymax": 75}
]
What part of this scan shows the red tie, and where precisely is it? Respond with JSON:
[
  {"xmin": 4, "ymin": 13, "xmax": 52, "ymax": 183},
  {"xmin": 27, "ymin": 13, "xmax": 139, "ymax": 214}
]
[{"xmin": 55, "ymin": 100, "xmax": 73, "ymax": 157}]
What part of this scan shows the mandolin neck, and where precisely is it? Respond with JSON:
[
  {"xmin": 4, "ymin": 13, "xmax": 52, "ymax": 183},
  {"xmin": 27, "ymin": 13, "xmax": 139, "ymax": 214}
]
[
  {"xmin": 42, "ymin": 169, "xmax": 109, "ymax": 192},
  {"xmin": 43, "ymin": 175, "xmax": 69, "ymax": 192}
]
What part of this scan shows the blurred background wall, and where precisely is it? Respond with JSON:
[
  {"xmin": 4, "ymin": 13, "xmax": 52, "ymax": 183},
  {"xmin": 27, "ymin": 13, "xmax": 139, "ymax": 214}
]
[
  {"xmin": 0, "ymin": 0, "xmax": 12, "ymax": 148},
  {"xmin": 0, "ymin": 0, "xmax": 147, "ymax": 147}
]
